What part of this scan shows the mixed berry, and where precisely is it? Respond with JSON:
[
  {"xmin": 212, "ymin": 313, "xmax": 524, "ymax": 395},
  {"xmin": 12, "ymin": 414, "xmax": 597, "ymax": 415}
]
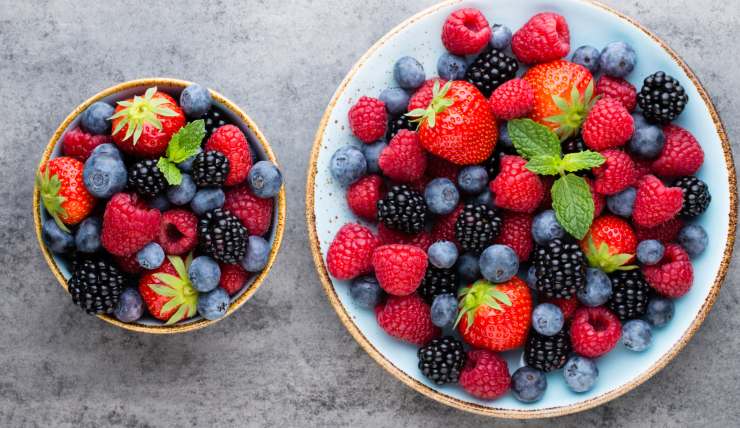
[
  {"xmin": 325, "ymin": 8, "xmax": 710, "ymax": 401},
  {"xmin": 39, "ymin": 84, "xmax": 282, "ymax": 326}
]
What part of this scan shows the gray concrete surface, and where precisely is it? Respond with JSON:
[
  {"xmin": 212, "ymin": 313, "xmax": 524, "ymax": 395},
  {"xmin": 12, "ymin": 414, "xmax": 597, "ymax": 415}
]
[{"xmin": 0, "ymin": 0, "xmax": 738, "ymax": 426}]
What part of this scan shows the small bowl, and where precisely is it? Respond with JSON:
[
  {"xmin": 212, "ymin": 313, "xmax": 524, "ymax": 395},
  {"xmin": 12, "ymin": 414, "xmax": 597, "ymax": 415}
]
[{"xmin": 34, "ymin": 78, "xmax": 286, "ymax": 334}]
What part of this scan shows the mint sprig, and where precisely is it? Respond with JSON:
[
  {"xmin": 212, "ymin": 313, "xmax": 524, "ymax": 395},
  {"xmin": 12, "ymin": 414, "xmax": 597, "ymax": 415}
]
[{"xmin": 156, "ymin": 119, "xmax": 206, "ymax": 185}]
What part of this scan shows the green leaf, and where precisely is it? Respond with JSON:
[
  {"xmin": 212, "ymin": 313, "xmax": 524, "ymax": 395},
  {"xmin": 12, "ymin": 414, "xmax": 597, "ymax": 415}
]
[
  {"xmin": 148, "ymin": 283, "xmax": 178, "ymax": 297},
  {"xmin": 153, "ymin": 274, "xmax": 183, "ymax": 289},
  {"xmin": 166, "ymin": 305, "xmax": 190, "ymax": 325},
  {"xmin": 526, "ymin": 155, "xmax": 563, "ymax": 175},
  {"xmin": 507, "ymin": 119, "xmax": 561, "ymax": 160},
  {"xmin": 561, "ymin": 151, "xmax": 605, "ymax": 172},
  {"xmin": 551, "ymin": 174, "xmax": 594, "ymax": 239},
  {"xmin": 168, "ymin": 255, "xmax": 188, "ymax": 280},
  {"xmin": 165, "ymin": 120, "xmax": 206, "ymax": 163},
  {"xmin": 157, "ymin": 158, "xmax": 182, "ymax": 186}
]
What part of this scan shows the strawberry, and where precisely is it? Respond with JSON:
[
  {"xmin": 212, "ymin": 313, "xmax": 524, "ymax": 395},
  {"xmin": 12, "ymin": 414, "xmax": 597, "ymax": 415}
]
[
  {"xmin": 582, "ymin": 97, "xmax": 635, "ymax": 151},
  {"xmin": 494, "ymin": 212, "xmax": 534, "ymax": 261},
  {"xmin": 37, "ymin": 157, "xmax": 96, "ymax": 232},
  {"xmin": 511, "ymin": 12, "xmax": 570, "ymax": 65},
  {"xmin": 409, "ymin": 81, "xmax": 497, "ymax": 165},
  {"xmin": 223, "ymin": 186, "xmax": 273, "ymax": 236},
  {"xmin": 643, "ymin": 243, "xmax": 693, "ymax": 297},
  {"xmin": 456, "ymin": 278, "xmax": 533, "ymax": 352},
  {"xmin": 377, "ymin": 224, "xmax": 433, "ymax": 252},
  {"xmin": 651, "ymin": 124, "xmax": 704, "ymax": 178},
  {"xmin": 490, "ymin": 155, "xmax": 545, "ymax": 213},
  {"xmin": 632, "ymin": 175, "xmax": 683, "ymax": 227},
  {"xmin": 459, "ymin": 350, "xmax": 511, "ymax": 400},
  {"xmin": 372, "ymin": 244, "xmax": 428, "ymax": 296},
  {"xmin": 592, "ymin": 149, "xmax": 636, "ymax": 195},
  {"xmin": 378, "ymin": 130, "xmax": 427, "ymax": 182},
  {"xmin": 581, "ymin": 215, "xmax": 637, "ymax": 272},
  {"xmin": 441, "ymin": 8, "xmax": 491, "ymax": 56},
  {"xmin": 594, "ymin": 76, "xmax": 637, "ymax": 112},
  {"xmin": 61, "ymin": 127, "xmax": 112, "ymax": 161},
  {"xmin": 346, "ymin": 175, "xmax": 383, "ymax": 221},
  {"xmin": 488, "ymin": 78, "xmax": 535, "ymax": 120},
  {"xmin": 348, "ymin": 96, "xmax": 387, "ymax": 143},
  {"xmin": 110, "ymin": 87, "xmax": 186, "ymax": 158},
  {"xmin": 570, "ymin": 306, "xmax": 621, "ymax": 358},
  {"xmin": 635, "ymin": 218, "xmax": 684, "ymax": 244},
  {"xmin": 205, "ymin": 125, "xmax": 253, "ymax": 186},
  {"xmin": 408, "ymin": 79, "xmax": 447, "ymax": 111},
  {"xmin": 101, "ymin": 193, "xmax": 161, "ymax": 256},
  {"xmin": 138, "ymin": 254, "xmax": 198, "ymax": 324},
  {"xmin": 375, "ymin": 294, "xmax": 440, "ymax": 345},
  {"xmin": 326, "ymin": 223, "xmax": 379, "ymax": 280}
]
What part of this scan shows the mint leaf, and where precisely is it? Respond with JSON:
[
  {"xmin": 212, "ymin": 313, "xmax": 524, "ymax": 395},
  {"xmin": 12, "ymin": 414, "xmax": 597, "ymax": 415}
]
[
  {"xmin": 551, "ymin": 174, "xmax": 594, "ymax": 239},
  {"xmin": 166, "ymin": 120, "xmax": 205, "ymax": 163},
  {"xmin": 157, "ymin": 157, "xmax": 182, "ymax": 185},
  {"xmin": 508, "ymin": 119, "xmax": 561, "ymax": 160},
  {"xmin": 526, "ymin": 155, "xmax": 562, "ymax": 175},
  {"xmin": 561, "ymin": 151, "xmax": 605, "ymax": 172}
]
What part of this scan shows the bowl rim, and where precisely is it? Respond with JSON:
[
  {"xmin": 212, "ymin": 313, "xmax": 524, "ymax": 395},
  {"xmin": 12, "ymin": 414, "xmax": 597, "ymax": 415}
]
[
  {"xmin": 34, "ymin": 77, "xmax": 287, "ymax": 334},
  {"xmin": 305, "ymin": 0, "xmax": 737, "ymax": 419}
]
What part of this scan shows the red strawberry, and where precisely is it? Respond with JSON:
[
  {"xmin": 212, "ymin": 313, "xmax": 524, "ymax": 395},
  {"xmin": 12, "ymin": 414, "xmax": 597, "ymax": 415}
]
[
  {"xmin": 347, "ymin": 175, "xmax": 383, "ymax": 221},
  {"xmin": 594, "ymin": 76, "xmax": 637, "ymax": 112},
  {"xmin": 488, "ymin": 78, "xmax": 535, "ymax": 120},
  {"xmin": 582, "ymin": 97, "xmax": 635, "ymax": 151},
  {"xmin": 643, "ymin": 244, "xmax": 693, "ymax": 298},
  {"xmin": 37, "ymin": 157, "xmax": 96, "ymax": 231},
  {"xmin": 348, "ymin": 96, "xmax": 387, "ymax": 143},
  {"xmin": 158, "ymin": 209, "xmax": 198, "ymax": 255},
  {"xmin": 581, "ymin": 215, "xmax": 637, "ymax": 272},
  {"xmin": 377, "ymin": 224, "xmax": 433, "ymax": 252},
  {"xmin": 426, "ymin": 155, "xmax": 460, "ymax": 182},
  {"xmin": 592, "ymin": 149, "xmax": 636, "ymax": 195},
  {"xmin": 512, "ymin": 12, "xmax": 570, "ymax": 65},
  {"xmin": 431, "ymin": 204, "xmax": 463, "ymax": 246},
  {"xmin": 61, "ymin": 127, "xmax": 112, "ymax": 161},
  {"xmin": 111, "ymin": 88, "xmax": 186, "ymax": 158},
  {"xmin": 326, "ymin": 223, "xmax": 379, "ymax": 280},
  {"xmin": 223, "ymin": 186, "xmax": 273, "ymax": 236},
  {"xmin": 219, "ymin": 263, "xmax": 250, "ymax": 295},
  {"xmin": 457, "ymin": 278, "xmax": 533, "ymax": 352},
  {"xmin": 570, "ymin": 306, "xmax": 621, "ymax": 358},
  {"xmin": 205, "ymin": 125, "xmax": 253, "ymax": 186},
  {"xmin": 375, "ymin": 294, "xmax": 440, "ymax": 345},
  {"xmin": 139, "ymin": 254, "xmax": 198, "ymax": 324},
  {"xmin": 410, "ymin": 81, "xmax": 497, "ymax": 165},
  {"xmin": 490, "ymin": 155, "xmax": 545, "ymax": 213},
  {"xmin": 543, "ymin": 297, "xmax": 579, "ymax": 320},
  {"xmin": 632, "ymin": 175, "xmax": 683, "ymax": 227},
  {"xmin": 378, "ymin": 130, "xmax": 427, "ymax": 182},
  {"xmin": 635, "ymin": 218, "xmax": 684, "ymax": 244},
  {"xmin": 372, "ymin": 244, "xmax": 428, "ymax": 296},
  {"xmin": 408, "ymin": 79, "xmax": 448, "ymax": 111},
  {"xmin": 459, "ymin": 350, "xmax": 511, "ymax": 400},
  {"xmin": 651, "ymin": 124, "xmax": 704, "ymax": 178},
  {"xmin": 101, "ymin": 193, "xmax": 161, "ymax": 256},
  {"xmin": 494, "ymin": 212, "xmax": 534, "ymax": 261},
  {"xmin": 441, "ymin": 8, "xmax": 491, "ymax": 56}
]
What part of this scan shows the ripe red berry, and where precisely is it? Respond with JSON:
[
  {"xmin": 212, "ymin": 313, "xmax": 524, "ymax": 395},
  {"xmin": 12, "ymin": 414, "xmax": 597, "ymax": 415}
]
[
  {"xmin": 459, "ymin": 350, "xmax": 511, "ymax": 400},
  {"xmin": 651, "ymin": 124, "xmax": 704, "ymax": 178},
  {"xmin": 326, "ymin": 223, "xmax": 379, "ymax": 280},
  {"xmin": 372, "ymin": 244, "xmax": 428, "ymax": 296},
  {"xmin": 543, "ymin": 297, "xmax": 579, "ymax": 320},
  {"xmin": 488, "ymin": 78, "xmax": 535, "ymax": 120},
  {"xmin": 348, "ymin": 96, "xmax": 387, "ymax": 143},
  {"xmin": 426, "ymin": 155, "xmax": 460, "ymax": 182},
  {"xmin": 635, "ymin": 218, "xmax": 684, "ymax": 244},
  {"xmin": 408, "ymin": 79, "xmax": 448, "ymax": 111},
  {"xmin": 594, "ymin": 76, "xmax": 637, "ymax": 112},
  {"xmin": 114, "ymin": 253, "xmax": 143, "ymax": 274},
  {"xmin": 101, "ymin": 193, "xmax": 162, "ymax": 257},
  {"xmin": 494, "ymin": 212, "xmax": 534, "ymax": 261},
  {"xmin": 346, "ymin": 175, "xmax": 383, "ymax": 221},
  {"xmin": 378, "ymin": 130, "xmax": 427, "ymax": 182},
  {"xmin": 61, "ymin": 127, "xmax": 112, "ymax": 161},
  {"xmin": 511, "ymin": 12, "xmax": 570, "ymax": 64},
  {"xmin": 157, "ymin": 209, "xmax": 198, "ymax": 255},
  {"xmin": 375, "ymin": 294, "xmax": 440, "ymax": 345},
  {"xmin": 490, "ymin": 155, "xmax": 545, "ymax": 213},
  {"xmin": 441, "ymin": 8, "xmax": 491, "ymax": 56},
  {"xmin": 643, "ymin": 244, "xmax": 693, "ymax": 298},
  {"xmin": 592, "ymin": 149, "xmax": 636, "ymax": 195},
  {"xmin": 377, "ymin": 223, "xmax": 433, "ymax": 252},
  {"xmin": 584, "ymin": 177, "xmax": 606, "ymax": 216},
  {"xmin": 205, "ymin": 125, "xmax": 253, "ymax": 186},
  {"xmin": 632, "ymin": 175, "xmax": 683, "ymax": 227},
  {"xmin": 219, "ymin": 263, "xmax": 250, "ymax": 295},
  {"xmin": 582, "ymin": 97, "xmax": 635, "ymax": 151},
  {"xmin": 223, "ymin": 186, "xmax": 273, "ymax": 236},
  {"xmin": 570, "ymin": 306, "xmax": 622, "ymax": 358}
]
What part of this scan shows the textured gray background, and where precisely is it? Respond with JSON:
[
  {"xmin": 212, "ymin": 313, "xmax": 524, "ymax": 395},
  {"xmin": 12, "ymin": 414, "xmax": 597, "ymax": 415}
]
[{"xmin": 1, "ymin": 0, "xmax": 738, "ymax": 426}]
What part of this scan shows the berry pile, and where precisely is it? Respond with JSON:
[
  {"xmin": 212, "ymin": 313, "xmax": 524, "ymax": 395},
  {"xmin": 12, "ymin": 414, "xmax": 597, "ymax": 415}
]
[
  {"xmin": 40, "ymin": 84, "xmax": 282, "ymax": 326},
  {"xmin": 326, "ymin": 8, "xmax": 709, "ymax": 402}
]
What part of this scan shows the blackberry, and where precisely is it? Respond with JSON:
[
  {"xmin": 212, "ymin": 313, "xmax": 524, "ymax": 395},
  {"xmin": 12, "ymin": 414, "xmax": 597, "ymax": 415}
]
[
  {"xmin": 204, "ymin": 105, "xmax": 231, "ymax": 137},
  {"xmin": 562, "ymin": 136, "xmax": 586, "ymax": 154},
  {"xmin": 607, "ymin": 270, "xmax": 650, "ymax": 321},
  {"xmin": 127, "ymin": 159, "xmax": 167, "ymax": 197},
  {"xmin": 674, "ymin": 176, "xmax": 711, "ymax": 218},
  {"xmin": 637, "ymin": 71, "xmax": 688, "ymax": 124},
  {"xmin": 192, "ymin": 151, "xmax": 230, "ymax": 187},
  {"xmin": 67, "ymin": 256, "xmax": 125, "ymax": 315},
  {"xmin": 417, "ymin": 337, "xmax": 466, "ymax": 385},
  {"xmin": 455, "ymin": 203, "xmax": 503, "ymax": 254},
  {"xmin": 386, "ymin": 114, "xmax": 415, "ymax": 141},
  {"xmin": 465, "ymin": 48, "xmax": 519, "ymax": 97},
  {"xmin": 198, "ymin": 208, "xmax": 248, "ymax": 264},
  {"xmin": 377, "ymin": 185, "xmax": 427, "ymax": 234},
  {"xmin": 533, "ymin": 239, "xmax": 587, "ymax": 299},
  {"xmin": 418, "ymin": 266, "xmax": 458, "ymax": 304},
  {"xmin": 524, "ymin": 328, "xmax": 571, "ymax": 372}
]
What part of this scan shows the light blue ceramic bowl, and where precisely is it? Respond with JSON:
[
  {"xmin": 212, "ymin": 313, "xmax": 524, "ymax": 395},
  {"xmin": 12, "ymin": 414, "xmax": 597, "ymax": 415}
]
[{"xmin": 307, "ymin": 0, "xmax": 736, "ymax": 418}]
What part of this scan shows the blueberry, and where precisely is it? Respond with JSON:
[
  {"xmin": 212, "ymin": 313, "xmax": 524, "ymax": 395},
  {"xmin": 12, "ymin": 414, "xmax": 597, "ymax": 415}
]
[
  {"xmin": 83, "ymin": 153, "xmax": 127, "ymax": 198},
  {"xmin": 631, "ymin": 112, "xmax": 648, "ymax": 129},
  {"xmin": 571, "ymin": 46, "xmax": 601, "ymax": 74},
  {"xmin": 360, "ymin": 140, "xmax": 386, "ymax": 174},
  {"xmin": 607, "ymin": 187, "xmax": 636, "ymax": 217},
  {"xmin": 636, "ymin": 239, "xmax": 665, "ymax": 265},
  {"xmin": 248, "ymin": 161, "xmax": 283, "ymax": 198},
  {"xmin": 577, "ymin": 268, "xmax": 613, "ymax": 307},
  {"xmin": 532, "ymin": 210, "xmax": 564, "ymax": 245},
  {"xmin": 190, "ymin": 187, "xmax": 225, "ymax": 216},
  {"xmin": 456, "ymin": 252, "xmax": 481, "ymax": 282},
  {"xmin": 472, "ymin": 188, "xmax": 494, "ymax": 209},
  {"xmin": 330, "ymin": 146, "xmax": 367, "ymax": 186},
  {"xmin": 563, "ymin": 356, "xmax": 599, "ymax": 393},
  {"xmin": 511, "ymin": 367, "xmax": 547, "ymax": 403},
  {"xmin": 180, "ymin": 84, "xmax": 213, "ymax": 118},
  {"xmin": 136, "ymin": 242, "xmax": 165, "ymax": 270},
  {"xmin": 167, "ymin": 174, "xmax": 196, "ymax": 206},
  {"xmin": 479, "ymin": 244, "xmax": 519, "ymax": 283},
  {"xmin": 42, "ymin": 219, "xmax": 74, "ymax": 253},
  {"xmin": 531, "ymin": 303, "xmax": 564, "ymax": 336},
  {"xmin": 241, "ymin": 236, "xmax": 270, "ymax": 272},
  {"xmin": 437, "ymin": 53, "xmax": 468, "ymax": 81},
  {"xmin": 424, "ymin": 178, "xmax": 459, "ymax": 215},
  {"xmin": 457, "ymin": 166, "xmax": 488, "ymax": 194},
  {"xmin": 622, "ymin": 319, "xmax": 652, "ymax": 351},
  {"xmin": 197, "ymin": 288, "xmax": 230, "ymax": 320},
  {"xmin": 629, "ymin": 125, "xmax": 665, "ymax": 159},
  {"xmin": 349, "ymin": 275, "xmax": 383, "ymax": 309},
  {"xmin": 114, "ymin": 288, "xmax": 144, "ymax": 323},
  {"xmin": 74, "ymin": 217, "xmax": 101, "ymax": 253},
  {"xmin": 645, "ymin": 297, "xmax": 674, "ymax": 327},
  {"xmin": 188, "ymin": 256, "xmax": 221, "ymax": 292},
  {"xmin": 379, "ymin": 88, "xmax": 410, "ymax": 116},
  {"xmin": 526, "ymin": 265, "xmax": 537, "ymax": 290},
  {"xmin": 599, "ymin": 42, "xmax": 637, "ymax": 78},
  {"xmin": 490, "ymin": 24, "xmax": 513, "ymax": 50},
  {"xmin": 178, "ymin": 152, "xmax": 199, "ymax": 173},
  {"xmin": 394, "ymin": 56, "xmax": 425, "ymax": 90},
  {"xmin": 428, "ymin": 241, "xmax": 459, "ymax": 269},
  {"xmin": 149, "ymin": 194, "xmax": 172, "ymax": 212},
  {"xmin": 80, "ymin": 102, "xmax": 114, "ymax": 135},
  {"xmin": 431, "ymin": 293, "xmax": 458, "ymax": 328},
  {"xmin": 678, "ymin": 224, "xmax": 708, "ymax": 258},
  {"xmin": 499, "ymin": 122, "xmax": 513, "ymax": 150}
]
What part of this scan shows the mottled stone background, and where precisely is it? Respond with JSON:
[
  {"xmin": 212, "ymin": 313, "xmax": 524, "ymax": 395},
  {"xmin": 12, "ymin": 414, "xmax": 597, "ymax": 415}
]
[{"xmin": 0, "ymin": 1, "xmax": 737, "ymax": 426}]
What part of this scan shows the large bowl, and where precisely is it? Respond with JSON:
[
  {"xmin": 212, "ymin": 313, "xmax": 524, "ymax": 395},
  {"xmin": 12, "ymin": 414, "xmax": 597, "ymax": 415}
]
[
  {"xmin": 306, "ymin": 0, "xmax": 736, "ymax": 418},
  {"xmin": 35, "ymin": 78, "xmax": 286, "ymax": 334}
]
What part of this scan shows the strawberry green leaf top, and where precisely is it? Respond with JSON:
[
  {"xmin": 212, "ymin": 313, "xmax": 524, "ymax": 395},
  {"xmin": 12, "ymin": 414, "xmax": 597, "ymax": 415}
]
[
  {"xmin": 455, "ymin": 280, "xmax": 512, "ymax": 331},
  {"xmin": 584, "ymin": 237, "xmax": 639, "ymax": 273},
  {"xmin": 148, "ymin": 253, "xmax": 198, "ymax": 325},
  {"xmin": 155, "ymin": 119, "xmax": 206, "ymax": 186},
  {"xmin": 551, "ymin": 173, "xmax": 594, "ymax": 240},
  {"xmin": 109, "ymin": 87, "xmax": 179, "ymax": 146},
  {"xmin": 544, "ymin": 80, "xmax": 598, "ymax": 141},
  {"xmin": 407, "ymin": 80, "xmax": 455, "ymax": 128},
  {"xmin": 36, "ymin": 165, "xmax": 69, "ymax": 232}
]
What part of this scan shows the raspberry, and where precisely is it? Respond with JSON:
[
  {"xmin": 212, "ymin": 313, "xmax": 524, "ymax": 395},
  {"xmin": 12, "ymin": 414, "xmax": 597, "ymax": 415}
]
[
  {"xmin": 592, "ymin": 149, "xmax": 636, "ymax": 195},
  {"xmin": 61, "ymin": 127, "xmax": 112, "ymax": 161},
  {"xmin": 633, "ymin": 157, "xmax": 652, "ymax": 179},
  {"xmin": 511, "ymin": 12, "xmax": 570, "ymax": 64},
  {"xmin": 326, "ymin": 223, "xmax": 379, "ymax": 280},
  {"xmin": 441, "ymin": 8, "xmax": 491, "ymax": 56},
  {"xmin": 219, "ymin": 263, "xmax": 250, "ymax": 295},
  {"xmin": 378, "ymin": 130, "xmax": 427, "ymax": 182},
  {"xmin": 348, "ymin": 96, "xmax": 387, "ymax": 143},
  {"xmin": 431, "ymin": 204, "xmax": 462, "ymax": 246},
  {"xmin": 494, "ymin": 212, "xmax": 534, "ymax": 261},
  {"xmin": 377, "ymin": 223, "xmax": 432, "ymax": 252},
  {"xmin": 584, "ymin": 177, "xmax": 606, "ymax": 216},
  {"xmin": 426, "ymin": 155, "xmax": 460, "ymax": 182},
  {"xmin": 488, "ymin": 78, "xmax": 535, "ymax": 120},
  {"xmin": 114, "ymin": 253, "xmax": 143, "ymax": 274},
  {"xmin": 205, "ymin": 125, "xmax": 253, "ymax": 186},
  {"xmin": 570, "ymin": 306, "xmax": 622, "ymax": 358},
  {"xmin": 223, "ymin": 186, "xmax": 273, "ymax": 236},
  {"xmin": 643, "ymin": 244, "xmax": 693, "ymax": 298},
  {"xmin": 372, "ymin": 244, "xmax": 428, "ymax": 296},
  {"xmin": 490, "ymin": 155, "xmax": 544, "ymax": 213},
  {"xmin": 594, "ymin": 76, "xmax": 637, "ymax": 112},
  {"xmin": 375, "ymin": 294, "xmax": 440, "ymax": 345},
  {"xmin": 101, "ymin": 193, "xmax": 161, "ymax": 256},
  {"xmin": 633, "ymin": 175, "xmax": 683, "ymax": 227},
  {"xmin": 408, "ymin": 79, "xmax": 447, "ymax": 111},
  {"xmin": 158, "ymin": 209, "xmax": 198, "ymax": 255},
  {"xmin": 651, "ymin": 124, "xmax": 704, "ymax": 178},
  {"xmin": 582, "ymin": 97, "xmax": 635, "ymax": 151},
  {"xmin": 543, "ymin": 297, "xmax": 579, "ymax": 320},
  {"xmin": 347, "ymin": 175, "xmax": 383, "ymax": 221},
  {"xmin": 459, "ymin": 350, "xmax": 511, "ymax": 400},
  {"xmin": 635, "ymin": 218, "xmax": 684, "ymax": 244}
]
